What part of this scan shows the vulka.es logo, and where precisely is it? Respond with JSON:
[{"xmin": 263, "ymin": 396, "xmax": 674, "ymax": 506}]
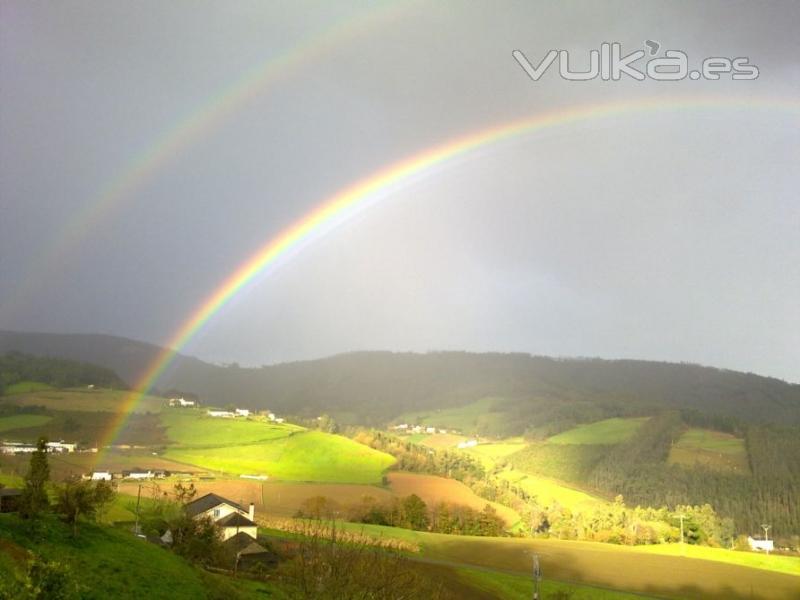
[{"xmin": 513, "ymin": 42, "xmax": 759, "ymax": 81}]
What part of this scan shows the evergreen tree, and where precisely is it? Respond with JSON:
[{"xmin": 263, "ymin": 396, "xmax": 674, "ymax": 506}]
[{"xmin": 19, "ymin": 437, "xmax": 50, "ymax": 519}]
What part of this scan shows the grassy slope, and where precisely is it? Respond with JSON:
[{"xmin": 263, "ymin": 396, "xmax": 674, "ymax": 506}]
[
  {"xmin": 398, "ymin": 397, "xmax": 508, "ymax": 433},
  {"xmin": 2, "ymin": 381, "xmax": 54, "ymax": 395},
  {"xmin": 455, "ymin": 566, "xmax": 648, "ymax": 600},
  {"xmin": 160, "ymin": 411, "xmax": 301, "ymax": 446},
  {"xmin": 548, "ymin": 417, "xmax": 649, "ymax": 445},
  {"xmin": 332, "ymin": 522, "xmax": 800, "ymax": 600},
  {"xmin": 165, "ymin": 430, "xmax": 396, "ymax": 484},
  {"xmin": 0, "ymin": 515, "xmax": 274, "ymax": 599},
  {"xmin": 0, "ymin": 414, "xmax": 52, "ymax": 432}
]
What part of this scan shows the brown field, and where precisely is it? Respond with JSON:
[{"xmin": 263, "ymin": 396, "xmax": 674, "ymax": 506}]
[
  {"xmin": 118, "ymin": 478, "xmax": 395, "ymax": 518},
  {"xmin": 387, "ymin": 472, "xmax": 520, "ymax": 526},
  {"xmin": 0, "ymin": 410, "xmax": 166, "ymax": 448},
  {"xmin": 416, "ymin": 534, "xmax": 800, "ymax": 600},
  {"xmin": 0, "ymin": 450, "xmax": 191, "ymax": 481},
  {"xmin": 419, "ymin": 433, "xmax": 467, "ymax": 449}
]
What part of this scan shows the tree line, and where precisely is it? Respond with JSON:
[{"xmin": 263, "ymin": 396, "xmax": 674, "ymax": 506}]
[{"xmin": 0, "ymin": 352, "xmax": 126, "ymax": 394}]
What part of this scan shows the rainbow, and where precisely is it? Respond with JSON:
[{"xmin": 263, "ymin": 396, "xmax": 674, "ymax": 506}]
[
  {"xmin": 3, "ymin": 1, "xmax": 411, "ymax": 319},
  {"xmin": 95, "ymin": 94, "xmax": 799, "ymax": 456}
]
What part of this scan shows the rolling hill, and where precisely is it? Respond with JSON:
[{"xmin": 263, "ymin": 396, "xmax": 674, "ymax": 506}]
[{"xmin": 3, "ymin": 330, "xmax": 799, "ymax": 431}]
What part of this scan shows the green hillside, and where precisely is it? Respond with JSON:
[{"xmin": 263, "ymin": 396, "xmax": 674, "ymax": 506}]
[
  {"xmin": 0, "ymin": 515, "xmax": 271, "ymax": 599},
  {"xmin": 548, "ymin": 417, "xmax": 648, "ymax": 445},
  {"xmin": 164, "ymin": 430, "xmax": 395, "ymax": 484}
]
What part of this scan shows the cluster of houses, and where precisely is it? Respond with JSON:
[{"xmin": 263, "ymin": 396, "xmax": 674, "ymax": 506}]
[
  {"xmin": 390, "ymin": 423, "xmax": 453, "ymax": 435},
  {"xmin": 207, "ymin": 408, "xmax": 250, "ymax": 418},
  {"xmin": 84, "ymin": 468, "xmax": 192, "ymax": 481},
  {"xmin": 1, "ymin": 440, "xmax": 80, "ymax": 455},
  {"xmin": 205, "ymin": 408, "xmax": 285, "ymax": 424}
]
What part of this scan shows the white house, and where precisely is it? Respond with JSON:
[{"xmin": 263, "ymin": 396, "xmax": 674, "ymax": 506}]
[
  {"xmin": 169, "ymin": 397, "xmax": 196, "ymax": 407},
  {"xmin": 275, "ymin": 417, "xmax": 285, "ymax": 424},
  {"xmin": 267, "ymin": 412, "xmax": 276, "ymax": 421},
  {"xmin": 124, "ymin": 469, "xmax": 154, "ymax": 480},
  {"xmin": 91, "ymin": 471, "xmax": 112, "ymax": 481},
  {"xmin": 392, "ymin": 424, "xmax": 409, "ymax": 431},
  {"xmin": 747, "ymin": 536, "xmax": 774, "ymax": 552},
  {"xmin": 46, "ymin": 441, "xmax": 77, "ymax": 453},
  {"xmin": 207, "ymin": 410, "xmax": 234, "ymax": 418},
  {"xmin": 185, "ymin": 493, "xmax": 257, "ymax": 541},
  {"xmin": 234, "ymin": 408, "xmax": 250, "ymax": 417},
  {"xmin": 425, "ymin": 427, "xmax": 436, "ymax": 434}
]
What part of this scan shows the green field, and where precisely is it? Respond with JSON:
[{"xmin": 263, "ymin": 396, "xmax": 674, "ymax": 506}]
[
  {"xmin": 548, "ymin": 418, "xmax": 649, "ymax": 445},
  {"xmin": 668, "ymin": 428, "xmax": 750, "ymax": 473},
  {"xmin": 2, "ymin": 387, "xmax": 164, "ymax": 414},
  {"xmin": 398, "ymin": 397, "xmax": 508, "ymax": 434},
  {"xmin": 498, "ymin": 469, "xmax": 609, "ymax": 512},
  {"xmin": 454, "ymin": 566, "xmax": 647, "ymax": 600},
  {"xmin": 463, "ymin": 439, "xmax": 527, "ymax": 468},
  {"xmin": 2, "ymin": 380, "xmax": 54, "ymax": 395},
  {"xmin": 160, "ymin": 411, "xmax": 301, "ymax": 446},
  {"xmin": 164, "ymin": 430, "xmax": 396, "ymax": 484},
  {"xmin": 0, "ymin": 413, "xmax": 52, "ymax": 432}
]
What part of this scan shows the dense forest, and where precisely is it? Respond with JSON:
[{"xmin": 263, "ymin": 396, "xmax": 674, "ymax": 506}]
[{"xmin": 0, "ymin": 352, "xmax": 126, "ymax": 395}]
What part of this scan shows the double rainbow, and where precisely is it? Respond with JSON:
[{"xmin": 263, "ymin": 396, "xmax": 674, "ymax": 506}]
[{"xmin": 96, "ymin": 94, "xmax": 799, "ymax": 454}]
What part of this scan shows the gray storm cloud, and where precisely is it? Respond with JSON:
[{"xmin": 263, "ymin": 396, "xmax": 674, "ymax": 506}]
[{"xmin": 1, "ymin": 1, "xmax": 798, "ymax": 381}]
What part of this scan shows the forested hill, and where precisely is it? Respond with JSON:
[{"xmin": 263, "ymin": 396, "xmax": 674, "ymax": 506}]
[{"xmin": 2, "ymin": 330, "xmax": 799, "ymax": 430}]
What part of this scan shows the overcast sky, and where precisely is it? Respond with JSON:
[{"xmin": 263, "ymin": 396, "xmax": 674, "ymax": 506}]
[{"xmin": 1, "ymin": 1, "xmax": 798, "ymax": 382}]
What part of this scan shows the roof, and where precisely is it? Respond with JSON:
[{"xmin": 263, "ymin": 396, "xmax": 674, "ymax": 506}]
[
  {"xmin": 0, "ymin": 489, "xmax": 21, "ymax": 497},
  {"xmin": 185, "ymin": 493, "xmax": 244, "ymax": 517},
  {"xmin": 217, "ymin": 512, "xmax": 255, "ymax": 528},
  {"xmin": 223, "ymin": 531, "xmax": 271, "ymax": 555}
]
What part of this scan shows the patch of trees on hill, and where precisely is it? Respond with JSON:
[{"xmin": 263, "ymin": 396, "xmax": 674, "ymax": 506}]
[{"xmin": 0, "ymin": 352, "xmax": 126, "ymax": 394}]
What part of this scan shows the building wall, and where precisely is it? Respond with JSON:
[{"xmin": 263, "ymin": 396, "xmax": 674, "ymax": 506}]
[{"xmin": 221, "ymin": 525, "xmax": 257, "ymax": 541}]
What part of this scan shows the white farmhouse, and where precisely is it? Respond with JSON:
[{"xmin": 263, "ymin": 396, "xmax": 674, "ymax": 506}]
[
  {"xmin": 235, "ymin": 408, "xmax": 250, "ymax": 417},
  {"xmin": 747, "ymin": 536, "xmax": 774, "ymax": 552},
  {"xmin": 91, "ymin": 471, "xmax": 112, "ymax": 481},
  {"xmin": 207, "ymin": 410, "xmax": 235, "ymax": 418},
  {"xmin": 185, "ymin": 493, "xmax": 257, "ymax": 541}
]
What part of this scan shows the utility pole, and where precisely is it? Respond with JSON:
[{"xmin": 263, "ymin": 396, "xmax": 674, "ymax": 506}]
[
  {"xmin": 134, "ymin": 483, "xmax": 142, "ymax": 535},
  {"xmin": 678, "ymin": 513, "xmax": 686, "ymax": 556},
  {"xmin": 761, "ymin": 524, "xmax": 771, "ymax": 555},
  {"xmin": 532, "ymin": 553, "xmax": 541, "ymax": 600}
]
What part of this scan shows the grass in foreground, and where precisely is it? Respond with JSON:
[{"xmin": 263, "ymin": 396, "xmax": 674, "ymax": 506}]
[
  {"xmin": 548, "ymin": 417, "xmax": 649, "ymax": 445},
  {"xmin": 0, "ymin": 514, "xmax": 270, "ymax": 599},
  {"xmin": 328, "ymin": 521, "xmax": 799, "ymax": 600},
  {"xmin": 455, "ymin": 565, "xmax": 650, "ymax": 599}
]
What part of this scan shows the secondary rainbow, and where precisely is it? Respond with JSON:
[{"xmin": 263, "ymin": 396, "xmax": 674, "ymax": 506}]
[
  {"xmin": 3, "ymin": 1, "xmax": 410, "ymax": 319},
  {"xmin": 95, "ymin": 94, "xmax": 800, "ymax": 455}
]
